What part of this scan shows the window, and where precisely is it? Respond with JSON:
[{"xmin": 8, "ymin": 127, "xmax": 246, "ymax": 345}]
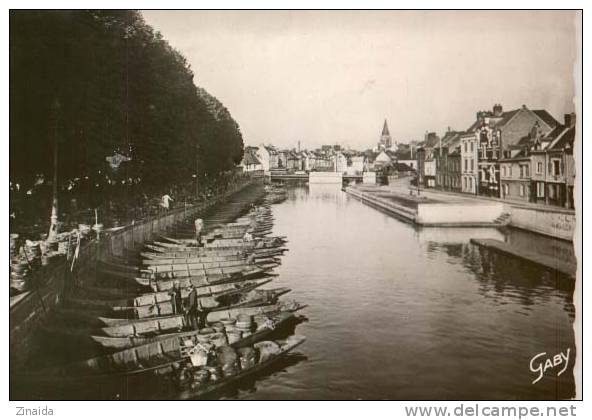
[
  {"xmin": 503, "ymin": 184, "xmax": 509, "ymax": 196},
  {"xmin": 502, "ymin": 166, "xmax": 507, "ymax": 177},
  {"xmin": 519, "ymin": 165, "xmax": 524, "ymax": 178},
  {"xmin": 509, "ymin": 166, "xmax": 512, "ymax": 177},
  {"xmin": 470, "ymin": 142, "xmax": 474, "ymax": 152},
  {"xmin": 469, "ymin": 177, "xmax": 473, "ymax": 190},
  {"xmin": 464, "ymin": 142, "xmax": 468, "ymax": 153},
  {"xmin": 519, "ymin": 185, "xmax": 525, "ymax": 197},
  {"xmin": 525, "ymin": 165, "xmax": 529, "ymax": 177},
  {"xmin": 537, "ymin": 182, "xmax": 545, "ymax": 198},
  {"xmin": 537, "ymin": 162, "xmax": 543, "ymax": 174},
  {"xmin": 464, "ymin": 159, "xmax": 468, "ymax": 171},
  {"xmin": 552, "ymin": 160, "xmax": 561, "ymax": 176},
  {"xmin": 463, "ymin": 177, "xmax": 467, "ymax": 189}
]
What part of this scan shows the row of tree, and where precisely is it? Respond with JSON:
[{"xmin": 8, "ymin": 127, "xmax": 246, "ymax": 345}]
[{"xmin": 10, "ymin": 10, "xmax": 244, "ymax": 224}]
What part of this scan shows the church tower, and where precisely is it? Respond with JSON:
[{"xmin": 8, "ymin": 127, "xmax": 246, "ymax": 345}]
[{"xmin": 379, "ymin": 119, "xmax": 393, "ymax": 150}]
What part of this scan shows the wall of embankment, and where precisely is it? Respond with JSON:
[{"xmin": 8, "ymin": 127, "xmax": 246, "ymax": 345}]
[
  {"xmin": 9, "ymin": 179, "xmax": 263, "ymax": 369},
  {"xmin": 345, "ymin": 186, "xmax": 576, "ymax": 242},
  {"xmin": 505, "ymin": 205, "xmax": 575, "ymax": 242}
]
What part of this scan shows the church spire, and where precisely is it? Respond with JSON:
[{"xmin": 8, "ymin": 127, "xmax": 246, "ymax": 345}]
[
  {"xmin": 382, "ymin": 119, "xmax": 390, "ymax": 136},
  {"xmin": 379, "ymin": 119, "xmax": 393, "ymax": 150}
]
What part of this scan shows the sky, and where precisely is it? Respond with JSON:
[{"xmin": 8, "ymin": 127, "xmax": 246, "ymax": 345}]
[{"xmin": 142, "ymin": 10, "xmax": 578, "ymax": 150}]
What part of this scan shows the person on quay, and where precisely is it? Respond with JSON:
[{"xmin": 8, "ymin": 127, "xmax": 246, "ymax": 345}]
[{"xmin": 161, "ymin": 193, "xmax": 174, "ymax": 211}]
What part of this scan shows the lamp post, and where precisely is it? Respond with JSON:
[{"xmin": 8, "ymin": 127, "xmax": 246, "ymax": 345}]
[
  {"xmin": 47, "ymin": 98, "xmax": 61, "ymax": 241},
  {"xmin": 195, "ymin": 144, "xmax": 200, "ymax": 200}
]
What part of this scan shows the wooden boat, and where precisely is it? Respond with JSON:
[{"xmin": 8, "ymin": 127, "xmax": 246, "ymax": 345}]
[
  {"xmin": 72, "ymin": 278, "xmax": 272, "ymax": 308},
  {"xmin": 67, "ymin": 287, "xmax": 291, "ymax": 320},
  {"xmin": 172, "ymin": 335, "xmax": 306, "ymax": 400},
  {"xmin": 76, "ymin": 283, "xmax": 149, "ymax": 300},
  {"xmin": 143, "ymin": 245, "xmax": 251, "ymax": 258},
  {"xmin": 136, "ymin": 270, "xmax": 272, "ymax": 292},
  {"xmin": 143, "ymin": 258, "xmax": 251, "ymax": 273},
  {"xmin": 20, "ymin": 320, "xmax": 303, "ymax": 380},
  {"xmin": 136, "ymin": 266, "xmax": 268, "ymax": 283},
  {"xmin": 142, "ymin": 256, "xmax": 279, "ymax": 267},
  {"xmin": 141, "ymin": 247, "xmax": 286, "ymax": 260},
  {"xmin": 90, "ymin": 310, "xmax": 301, "ymax": 350},
  {"xmin": 141, "ymin": 251, "xmax": 246, "ymax": 262},
  {"xmin": 95, "ymin": 301, "xmax": 304, "ymax": 332}
]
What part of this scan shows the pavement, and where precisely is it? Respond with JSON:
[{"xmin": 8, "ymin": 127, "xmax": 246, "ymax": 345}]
[{"xmin": 378, "ymin": 177, "xmax": 575, "ymax": 214}]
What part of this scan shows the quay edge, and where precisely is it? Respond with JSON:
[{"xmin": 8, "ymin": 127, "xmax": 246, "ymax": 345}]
[{"xmin": 344, "ymin": 185, "xmax": 575, "ymax": 241}]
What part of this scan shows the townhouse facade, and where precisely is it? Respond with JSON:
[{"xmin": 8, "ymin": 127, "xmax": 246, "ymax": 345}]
[{"xmin": 460, "ymin": 132, "xmax": 478, "ymax": 194}]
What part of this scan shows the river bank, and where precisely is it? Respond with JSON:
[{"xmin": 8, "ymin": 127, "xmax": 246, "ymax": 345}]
[{"xmin": 10, "ymin": 177, "xmax": 266, "ymax": 370}]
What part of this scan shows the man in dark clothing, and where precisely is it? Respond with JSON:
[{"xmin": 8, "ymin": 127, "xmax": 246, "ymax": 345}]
[
  {"xmin": 169, "ymin": 282, "xmax": 183, "ymax": 315},
  {"xmin": 186, "ymin": 285, "xmax": 201, "ymax": 330}
]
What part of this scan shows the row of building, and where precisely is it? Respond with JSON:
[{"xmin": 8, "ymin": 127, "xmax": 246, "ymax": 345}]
[
  {"xmin": 240, "ymin": 121, "xmax": 415, "ymax": 177},
  {"xmin": 416, "ymin": 104, "xmax": 576, "ymax": 209}
]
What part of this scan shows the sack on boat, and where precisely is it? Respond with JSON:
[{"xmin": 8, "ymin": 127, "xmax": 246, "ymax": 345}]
[
  {"xmin": 216, "ymin": 346, "xmax": 238, "ymax": 366},
  {"xmin": 200, "ymin": 296, "xmax": 219, "ymax": 309},
  {"xmin": 190, "ymin": 368, "xmax": 210, "ymax": 389},
  {"xmin": 209, "ymin": 332, "xmax": 228, "ymax": 347},
  {"xmin": 237, "ymin": 347, "xmax": 258, "ymax": 370},
  {"xmin": 254, "ymin": 341, "xmax": 281, "ymax": 363},
  {"xmin": 221, "ymin": 361, "xmax": 239, "ymax": 378},
  {"xmin": 226, "ymin": 330, "xmax": 242, "ymax": 345},
  {"xmin": 205, "ymin": 366, "xmax": 222, "ymax": 382},
  {"xmin": 256, "ymin": 317, "xmax": 275, "ymax": 332}
]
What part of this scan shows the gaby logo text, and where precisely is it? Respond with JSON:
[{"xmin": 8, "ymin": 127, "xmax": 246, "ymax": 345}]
[{"xmin": 529, "ymin": 348, "xmax": 570, "ymax": 385}]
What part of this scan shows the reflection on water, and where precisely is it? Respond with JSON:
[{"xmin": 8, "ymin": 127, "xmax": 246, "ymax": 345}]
[{"xmin": 242, "ymin": 184, "xmax": 575, "ymax": 400}]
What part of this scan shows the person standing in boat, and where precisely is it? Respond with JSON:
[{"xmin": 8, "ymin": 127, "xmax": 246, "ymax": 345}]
[
  {"xmin": 170, "ymin": 281, "xmax": 183, "ymax": 315},
  {"xmin": 186, "ymin": 284, "xmax": 203, "ymax": 330},
  {"xmin": 194, "ymin": 218, "xmax": 204, "ymax": 246}
]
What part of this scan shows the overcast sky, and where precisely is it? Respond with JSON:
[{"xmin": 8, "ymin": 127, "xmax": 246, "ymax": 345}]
[{"xmin": 142, "ymin": 10, "xmax": 578, "ymax": 150}]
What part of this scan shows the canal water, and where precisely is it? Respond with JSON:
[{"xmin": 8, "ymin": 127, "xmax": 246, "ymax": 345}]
[{"xmin": 233, "ymin": 184, "xmax": 575, "ymax": 400}]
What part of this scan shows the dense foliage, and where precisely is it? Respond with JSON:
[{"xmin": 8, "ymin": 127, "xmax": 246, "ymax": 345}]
[{"xmin": 10, "ymin": 10, "xmax": 244, "ymax": 225}]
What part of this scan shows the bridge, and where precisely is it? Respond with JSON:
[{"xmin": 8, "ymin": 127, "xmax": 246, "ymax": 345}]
[{"xmin": 269, "ymin": 171, "xmax": 367, "ymax": 183}]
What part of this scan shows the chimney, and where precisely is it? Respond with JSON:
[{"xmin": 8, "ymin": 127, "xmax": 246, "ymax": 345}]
[{"xmin": 564, "ymin": 113, "xmax": 576, "ymax": 128}]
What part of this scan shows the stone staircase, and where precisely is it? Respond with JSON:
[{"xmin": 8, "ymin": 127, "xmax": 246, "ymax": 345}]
[{"xmin": 493, "ymin": 212, "xmax": 511, "ymax": 226}]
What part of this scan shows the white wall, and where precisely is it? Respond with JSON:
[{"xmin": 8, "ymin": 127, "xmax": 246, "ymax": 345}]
[
  {"xmin": 416, "ymin": 203, "xmax": 504, "ymax": 225},
  {"xmin": 363, "ymin": 172, "xmax": 376, "ymax": 184}
]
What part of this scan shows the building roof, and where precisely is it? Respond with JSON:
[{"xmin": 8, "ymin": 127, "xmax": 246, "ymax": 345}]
[
  {"xmin": 422, "ymin": 132, "xmax": 441, "ymax": 149},
  {"xmin": 394, "ymin": 162, "xmax": 414, "ymax": 172},
  {"xmin": 242, "ymin": 149, "xmax": 261, "ymax": 166},
  {"xmin": 548, "ymin": 126, "xmax": 575, "ymax": 151},
  {"xmin": 533, "ymin": 110, "xmax": 560, "ymax": 129},
  {"xmin": 375, "ymin": 151, "xmax": 393, "ymax": 162}
]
